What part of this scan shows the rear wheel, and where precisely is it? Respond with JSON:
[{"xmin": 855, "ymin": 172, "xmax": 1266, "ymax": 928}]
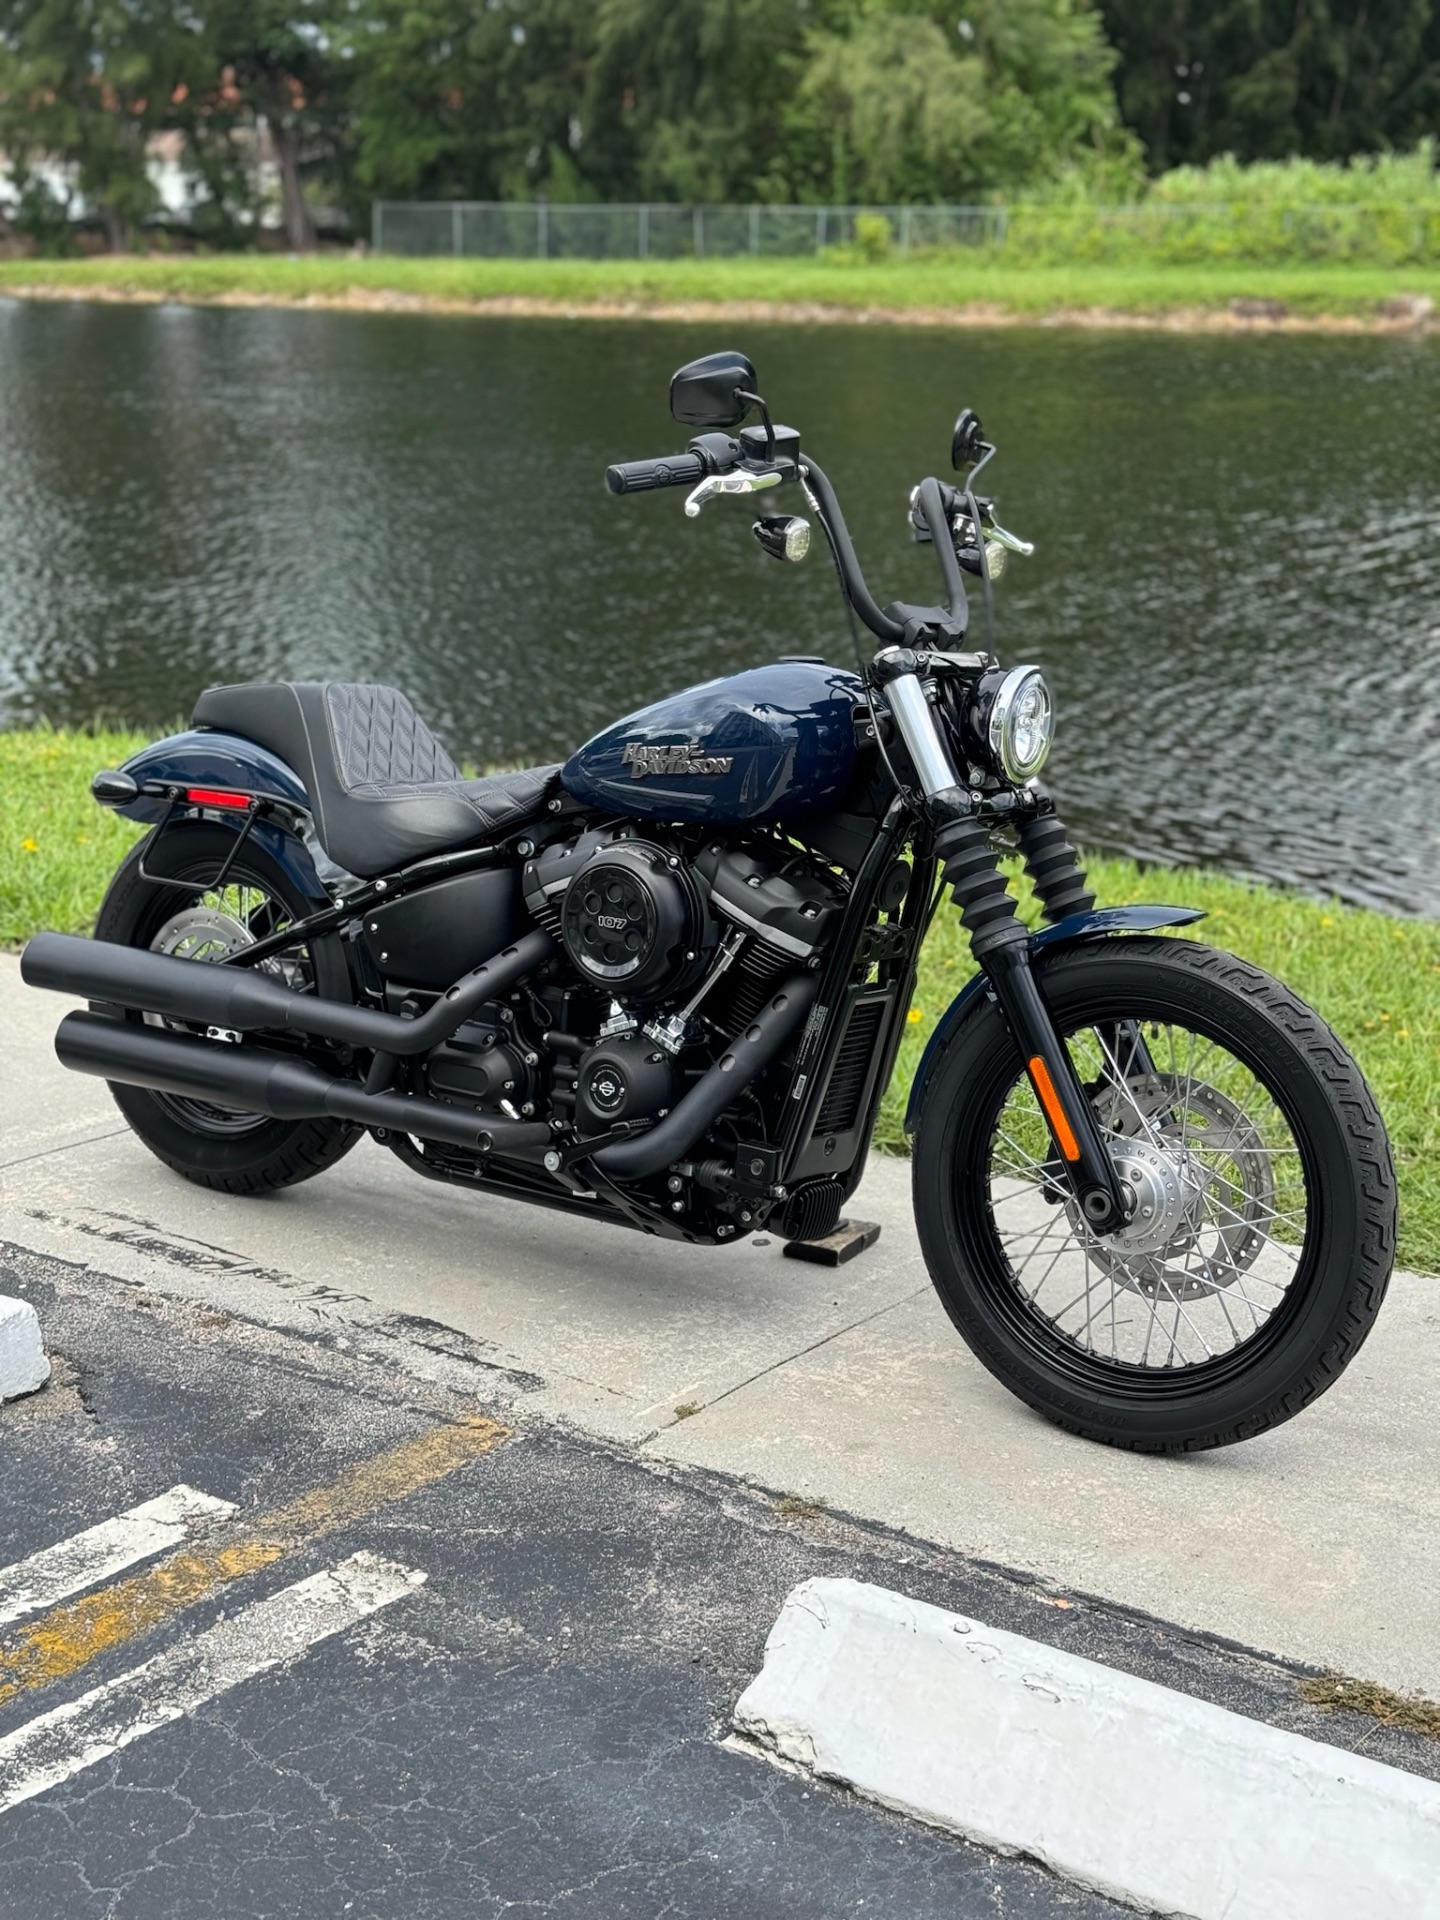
[
  {"xmin": 94, "ymin": 822, "xmax": 362, "ymax": 1193},
  {"xmin": 912, "ymin": 938, "xmax": 1396, "ymax": 1452}
]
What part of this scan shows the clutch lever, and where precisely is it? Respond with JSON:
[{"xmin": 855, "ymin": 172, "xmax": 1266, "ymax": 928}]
[{"xmin": 685, "ymin": 467, "xmax": 784, "ymax": 518}]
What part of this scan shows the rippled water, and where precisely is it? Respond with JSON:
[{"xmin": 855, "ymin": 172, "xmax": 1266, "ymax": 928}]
[{"xmin": 0, "ymin": 300, "xmax": 1435, "ymax": 914}]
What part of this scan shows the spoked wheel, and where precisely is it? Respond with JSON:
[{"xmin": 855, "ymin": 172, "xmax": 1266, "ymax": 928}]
[
  {"xmin": 912, "ymin": 938, "xmax": 1396, "ymax": 1452},
  {"xmin": 94, "ymin": 821, "xmax": 362, "ymax": 1192}
]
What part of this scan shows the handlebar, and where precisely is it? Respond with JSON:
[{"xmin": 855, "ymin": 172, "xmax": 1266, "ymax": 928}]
[
  {"xmin": 604, "ymin": 439, "xmax": 983, "ymax": 651},
  {"xmin": 605, "ymin": 452, "xmax": 707, "ymax": 496}
]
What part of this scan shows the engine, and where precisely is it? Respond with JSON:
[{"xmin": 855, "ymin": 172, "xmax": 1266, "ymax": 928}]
[
  {"xmin": 537, "ymin": 832, "xmax": 713, "ymax": 1001},
  {"xmin": 522, "ymin": 827, "xmax": 843, "ymax": 1023},
  {"xmin": 417, "ymin": 827, "xmax": 848, "ymax": 1238}
]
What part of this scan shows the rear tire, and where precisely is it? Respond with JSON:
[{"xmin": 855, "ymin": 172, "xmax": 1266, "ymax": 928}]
[
  {"xmin": 94, "ymin": 823, "xmax": 363, "ymax": 1194},
  {"xmin": 912, "ymin": 938, "xmax": 1396, "ymax": 1453}
]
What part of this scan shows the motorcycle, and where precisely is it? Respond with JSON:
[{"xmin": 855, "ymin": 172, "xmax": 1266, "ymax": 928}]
[{"xmin": 21, "ymin": 348, "xmax": 1396, "ymax": 1453}]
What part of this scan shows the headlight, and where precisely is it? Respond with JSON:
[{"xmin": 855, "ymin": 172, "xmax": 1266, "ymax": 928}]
[{"xmin": 987, "ymin": 666, "xmax": 1054, "ymax": 781}]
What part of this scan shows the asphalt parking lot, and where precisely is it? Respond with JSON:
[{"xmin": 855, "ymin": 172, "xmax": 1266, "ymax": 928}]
[
  {"xmin": 0, "ymin": 1246, "xmax": 1132, "ymax": 1919},
  {"xmin": 6, "ymin": 1241, "xmax": 1439, "ymax": 1920}
]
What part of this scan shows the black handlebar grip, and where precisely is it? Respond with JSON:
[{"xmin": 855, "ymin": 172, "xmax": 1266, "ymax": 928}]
[{"xmin": 605, "ymin": 451, "xmax": 706, "ymax": 496}]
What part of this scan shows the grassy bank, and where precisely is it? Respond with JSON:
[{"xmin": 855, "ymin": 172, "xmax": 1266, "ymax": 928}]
[
  {"xmin": 0, "ymin": 255, "xmax": 1436, "ymax": 328},
  {"xmin": 4, "ymin": 726, "xmax": 1436, "ymax": 1272}
]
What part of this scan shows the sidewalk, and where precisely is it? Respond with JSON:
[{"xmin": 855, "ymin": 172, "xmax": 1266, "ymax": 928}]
[{"xmin": 5, "ymin": 952, "xmax": 1438, "ymax": 1698}]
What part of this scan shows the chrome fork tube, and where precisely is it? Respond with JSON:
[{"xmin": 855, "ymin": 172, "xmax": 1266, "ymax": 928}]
[{"xmin": 883, "ymin": 671, "xmax": 959, "ymax": 798}]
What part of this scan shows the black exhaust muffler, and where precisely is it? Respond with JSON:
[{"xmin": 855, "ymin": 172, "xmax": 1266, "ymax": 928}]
[
  {"xmin": 55, "ymin": 1012, "xmax": 554, "ymax": 1158},
  {"xmin": 22, "ymin": 928, "xmax": 555, "ymax": 1055}
]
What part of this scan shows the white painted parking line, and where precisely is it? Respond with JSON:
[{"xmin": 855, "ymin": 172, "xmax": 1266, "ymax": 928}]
[
  {"xmin": 0, "ymin": 1550, "xmax": 425, "ymax": 1815},
  {"xmin": 0, "ymin": 1485, "xmax": 237, "ymax": 1629},
  {"xmin": 733, "ymin": 1578, "xmax": 1440, "ymax": 1920}
]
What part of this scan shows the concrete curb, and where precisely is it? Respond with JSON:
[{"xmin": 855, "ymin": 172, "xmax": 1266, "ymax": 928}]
[
  {"xmin": 733, "ymin": 1578, "xmax": 1440, "ymax": 1920},
  {"xmin": 0, "ymin": 1294, "xmax": 49, "ymax": 1400}
]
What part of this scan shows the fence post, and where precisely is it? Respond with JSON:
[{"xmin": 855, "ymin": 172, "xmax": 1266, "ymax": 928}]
[
  {"xmin": 537, "ymin": 200, "xmax": 548, "ymax": 259},
  {"xmin": 452, "ymin": 203, "xmax": 462, "ymax": 259},
  {"xmin": 372, "ymin": 201, "xmax": 382, "ymax": 253},
  {"xmin": 749, "ymin": 204, "xmax": 759, "ymax": 257},
  {"xmin": 899, "ymin": 206, "xmax": 911, "ymax": 257},
  {"xmin": 638, "ymin": 204, "xmax": 648, "ymax": 259},
  {"xmin": 816, "ymin": 206, "xmax": 827, "ymax": 253},
  {"xmin": 693, "ymin": 206, "xmax": 704, "ymax": 257}
]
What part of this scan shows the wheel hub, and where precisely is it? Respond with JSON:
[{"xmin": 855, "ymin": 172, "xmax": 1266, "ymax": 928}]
[{"xmin": 1107, "ymin": 1140, "xmax": 1190, "ymax": 1256}]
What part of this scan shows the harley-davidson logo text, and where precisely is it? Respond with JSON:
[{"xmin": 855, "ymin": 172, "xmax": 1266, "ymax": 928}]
[{"xmin": 621, "ymin": 741, "xmax": 734, "ymax": 780}]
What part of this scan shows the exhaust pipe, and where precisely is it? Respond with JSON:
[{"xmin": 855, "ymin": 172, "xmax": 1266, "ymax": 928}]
[
  {"xmin": 591, "ymin": 973, "xmax": 817, "ymax": 1180},
  {"xmin": 55, "ymin": 1012, "xmax": 554, "ymax": 1158},
  {"xmin": 23, "ymin": 928, "xmax": 555, "ymax": 1056}
]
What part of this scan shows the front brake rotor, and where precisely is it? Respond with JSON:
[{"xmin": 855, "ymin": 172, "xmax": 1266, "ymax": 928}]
[{"xmin": 1072, "ymin": 1070, "xmax": 1276, "ymax": 1301}]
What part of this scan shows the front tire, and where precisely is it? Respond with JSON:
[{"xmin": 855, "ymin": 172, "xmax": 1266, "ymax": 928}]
[
  {"xmin": 94, "ymin": 822, "xmax": 362, "ymax": 1194},
  {"xmin": 912, "ymin": 938, "xmax": 1396, "ymax": 1452}
]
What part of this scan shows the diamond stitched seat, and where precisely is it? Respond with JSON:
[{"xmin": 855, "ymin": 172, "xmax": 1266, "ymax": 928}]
[{"xmin": 192, "ymin": 681, "xmax": 561, "ymax": 879}]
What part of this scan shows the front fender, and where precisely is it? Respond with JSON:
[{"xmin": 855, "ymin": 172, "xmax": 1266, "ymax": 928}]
[
  {"xmin": 113, "ymin": 729, "xmax": 329, "ymax": 906},
  {"xmin": 902, "ymin": 904, "xmax": 1206, "ymax": 1134}
]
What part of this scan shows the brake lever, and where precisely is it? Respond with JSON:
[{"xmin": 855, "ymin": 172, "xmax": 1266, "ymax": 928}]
[
  {"xmin": 985, "ymin": 520, "xmax": 1035, "ymax": 557},
  {"xmin": 684, "ymin": 468, "xmax": 783, "ymax": 518}
]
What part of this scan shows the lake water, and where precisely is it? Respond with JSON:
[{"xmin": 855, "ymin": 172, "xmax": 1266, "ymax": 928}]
[{"xmin": 0, "ymin": 299, "xmax": 1435, "ymax": 915}]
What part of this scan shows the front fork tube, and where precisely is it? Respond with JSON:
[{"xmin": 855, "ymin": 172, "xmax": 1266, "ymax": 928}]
[
  {"xmin": 878, "ymin": 666, "xmax": 1131, "ymax": 1233},
  {"xmin": 979, "ymin": 943, "xmax": 1130, "ymax": 1232},
  {"xmin": 924, "ymin": 791, "xmax": 1131, "ymax": 1235}
]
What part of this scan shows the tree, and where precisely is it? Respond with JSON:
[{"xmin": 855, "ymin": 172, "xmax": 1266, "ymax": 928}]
[
  {"xmin": 343, "ymin": 0, "xmax": 595, "ymax": 208},
  {"xmin": 577, "ymin": 0, "xmax": 824, "ymax": 202},
  {"xmin": 0, "ymin": 0, "xmax": 183, "ymax": 249},
  {"xmin": 1097, "ymin": 0, "xmax": 1438, "ymax": 171},
  {"xmin": 787, "ymin": 0, "xmax": 1133, "ymax": 202},
  {"xmin": 187, "ymin": 0, "xmax": 349, "ymax": 249}
]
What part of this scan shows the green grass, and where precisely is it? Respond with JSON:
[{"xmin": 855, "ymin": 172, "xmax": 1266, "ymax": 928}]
[
  {"xmin": 4, "ymin": 725, "xmax": 1436, "ymax": 1272},
  {"xmin": 0, "ymin": 253, "xmax": 1436, "ymax": 322}
]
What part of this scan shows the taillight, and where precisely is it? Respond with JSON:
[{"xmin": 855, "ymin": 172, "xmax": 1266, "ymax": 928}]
[{"xmin": 185, "ymin": 788, "xmax": 252, "ymax": 810}]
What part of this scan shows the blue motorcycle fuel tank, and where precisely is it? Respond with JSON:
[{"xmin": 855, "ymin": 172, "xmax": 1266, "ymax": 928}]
[{"xmin": 562, "ymin": 660, "xmax": 863, "ymax": 824}]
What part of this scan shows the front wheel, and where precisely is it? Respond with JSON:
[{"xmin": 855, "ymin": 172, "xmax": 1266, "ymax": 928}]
[{"xmin": 912, "ymin": 938, "xmax": 1396, "ymax": 1453}]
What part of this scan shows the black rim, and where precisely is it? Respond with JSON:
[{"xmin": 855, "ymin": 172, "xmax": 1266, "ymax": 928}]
[{"xmin": 955, "ymin": 988, "xmax": 1322, "ymax": 1399}]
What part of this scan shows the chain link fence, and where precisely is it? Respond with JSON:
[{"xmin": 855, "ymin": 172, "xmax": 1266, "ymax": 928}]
[
  {"xmin": 370, "ymin": 199, "xmax": 1439, "ymax": 266},
  {"xmin": 371, "ymin": 202, "xmax": 1002, "ymax": 259}
]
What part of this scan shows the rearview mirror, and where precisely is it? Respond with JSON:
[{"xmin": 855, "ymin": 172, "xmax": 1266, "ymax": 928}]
[
  {"xmin": 670, "ymin": 350, "xmax": 758, "ymax": 430},
  {"xmin": 951, "ymin": 407, "xmax": 984, "ymax": 470}
]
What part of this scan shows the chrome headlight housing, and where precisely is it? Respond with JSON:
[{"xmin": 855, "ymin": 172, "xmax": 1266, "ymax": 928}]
[{"xmin": 985, "ymin": 665, "xmax": 1054, "ymax": 782}]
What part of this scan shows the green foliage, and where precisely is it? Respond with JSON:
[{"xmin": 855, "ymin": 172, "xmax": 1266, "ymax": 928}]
[
  {"xmin": 2, "ymin": 0, "xmax": 1438, "ymax": 247},
  {"xmin": 786, "ymin": 0, "xmax": 1137, "ymax": 202},
  {"xmin": 1098, "ymin": 0, "xmax": 1440, "ymax": 173},
  {"xmin": 851, "ymin": 210, "xmax": 894, "ymax": 259},
  {"xmin": 0, "ymin": 0, "xmax": 185, "ymax": 248},
  {"xmin": 998, "ymin": 142, "xmax": 1440, "ymax": 264}
]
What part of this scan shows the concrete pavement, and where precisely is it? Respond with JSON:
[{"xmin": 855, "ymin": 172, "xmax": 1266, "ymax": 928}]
[{"xmin": 4, "ymin": 952, "xmax": 1438, "ymax": 1698}]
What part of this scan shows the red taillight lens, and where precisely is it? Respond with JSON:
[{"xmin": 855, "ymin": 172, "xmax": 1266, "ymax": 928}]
[{"xmin": 185, "ymin": 788, "xmax": 252, "ymax": 810}]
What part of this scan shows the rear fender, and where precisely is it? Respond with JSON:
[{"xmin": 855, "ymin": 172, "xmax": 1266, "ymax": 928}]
[
  {"xmin": 902, "ymin": 904, "xmax": 1206, "ymax": 1134},
  {"xmin": 112, "ymin": 729, "xmax": 330, "ymax": 906}
]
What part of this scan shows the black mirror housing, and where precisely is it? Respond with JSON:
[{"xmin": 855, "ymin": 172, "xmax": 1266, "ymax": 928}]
[
  {"xmin": 951, "ymin": 407, "xmax": 984, "ymax": 471},
  {"xmin": 670, "ymin": 350, "xmax": 758, "ymax": 430}
]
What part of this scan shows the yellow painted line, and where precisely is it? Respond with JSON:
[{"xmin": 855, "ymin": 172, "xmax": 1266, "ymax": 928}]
[{"xmin": 0, "ymin": 1415, "xmax": 507, "ymax": 1706}]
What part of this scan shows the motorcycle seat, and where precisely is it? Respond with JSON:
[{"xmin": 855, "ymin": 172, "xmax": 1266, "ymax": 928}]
[{"xmin": 191, "ymin": 680, "xmax": 561, "ymax": 879}]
